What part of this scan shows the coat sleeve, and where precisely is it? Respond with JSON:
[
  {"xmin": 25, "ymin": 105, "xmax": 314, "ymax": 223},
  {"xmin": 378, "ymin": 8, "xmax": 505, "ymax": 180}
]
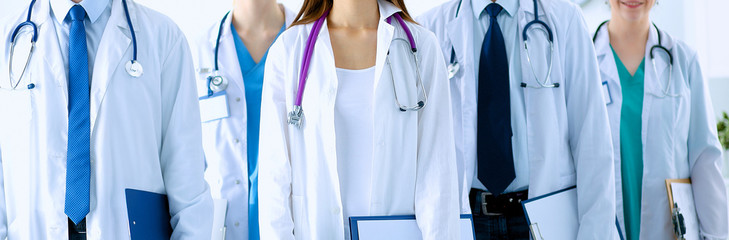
[
  {"xmin": 562, "ymin": 6, "xmax": 617, "ymax": 240},
  {"xmin": 159, "ymin": 33, "xmax": 214, "ymax": 240},
  {"xmin": 414, "ymin": 30, "xmax": 461, "ymax": 240},
  {"xmin": 685, "ymin": 53, "xmax": 729, "ymax": 240},
  {"xmin": 0, "ymin": 147, "xmax": 6, "ymax": 239},
  {"xmin": 258, "ymin": 37, "xmax": 295, "ymax": 240}
]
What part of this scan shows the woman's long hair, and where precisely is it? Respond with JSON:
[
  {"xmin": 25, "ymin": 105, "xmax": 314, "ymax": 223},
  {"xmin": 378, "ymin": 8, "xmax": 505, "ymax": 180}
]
[{"xmin": 291, "ymin": 0, "xmax": 415, "ymax": 26}]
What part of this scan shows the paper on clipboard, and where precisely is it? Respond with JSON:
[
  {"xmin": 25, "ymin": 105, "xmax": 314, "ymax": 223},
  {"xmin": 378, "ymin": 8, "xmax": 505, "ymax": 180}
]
[
  {"xmin": 350, "ymin": 214, "xmax": 475, "ymax": 240},
  {"xmin": 521, "ymin": 186, "xmax": 623, "ymax": 240},
  {"xmin": 666, "ymin": 179, "xmax": 700, "ymax": 240},
  {"xmin": 521, "ymin": 186, "xmax": 579, "ymax": 240}
]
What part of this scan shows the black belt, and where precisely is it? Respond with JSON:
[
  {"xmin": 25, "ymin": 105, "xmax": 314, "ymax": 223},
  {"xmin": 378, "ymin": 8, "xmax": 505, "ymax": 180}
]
[
  {"xmin": 68, "ymin": 218, "xmax": 87, "ymax": 240},
  {"xmin": 469, "ymin": 188, "xmax": 528, "ymax": 216}
]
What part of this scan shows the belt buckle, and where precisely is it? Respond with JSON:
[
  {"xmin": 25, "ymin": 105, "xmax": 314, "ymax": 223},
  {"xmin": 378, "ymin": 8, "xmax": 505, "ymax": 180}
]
[{"xmin": 480, "ymin": 192, "xmax": 503, "ymax": 216}]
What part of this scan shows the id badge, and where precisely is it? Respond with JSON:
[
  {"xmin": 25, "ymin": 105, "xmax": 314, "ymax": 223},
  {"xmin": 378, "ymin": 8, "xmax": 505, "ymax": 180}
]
[
  {"xmin": 199, "ymin": 91, "xmax": 230, "ymax": 122},
  {"xmin": 602, "ymin": 81, "xmax": 613, "ymax": 105}
]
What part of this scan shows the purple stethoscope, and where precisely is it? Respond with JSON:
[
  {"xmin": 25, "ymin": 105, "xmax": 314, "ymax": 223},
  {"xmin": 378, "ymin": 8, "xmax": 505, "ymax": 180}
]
[{"xmin": 287, "ymin": 11, "xmax": 427, "ymax": 128}]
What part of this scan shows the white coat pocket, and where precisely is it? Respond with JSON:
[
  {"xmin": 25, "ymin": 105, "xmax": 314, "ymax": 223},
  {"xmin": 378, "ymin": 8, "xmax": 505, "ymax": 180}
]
[{"xmin": 0, "ymin": 88, "xmax": 33, "ymax": 159}]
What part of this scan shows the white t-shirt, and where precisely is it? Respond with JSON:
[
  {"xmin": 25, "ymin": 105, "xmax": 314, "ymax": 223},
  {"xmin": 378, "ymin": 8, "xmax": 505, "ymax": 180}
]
[{"xmin": 334, "ymin": 66, "xmax": 376, "ymax": 239}]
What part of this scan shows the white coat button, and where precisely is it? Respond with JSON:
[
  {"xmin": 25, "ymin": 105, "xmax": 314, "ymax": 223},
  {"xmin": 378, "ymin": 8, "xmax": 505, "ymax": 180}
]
[
  {"xmin": 235, "ymin": 180, "xmax": 241, "ymax": 185},
  {"xmin": 235, "ymin": 138, "xmax": 240, "ymax": 143},
  {"xmin": 332, "ymin": 207, "xmax": 340, "ymax": 215},
  {"xmin": 235, "ymin": 222, "xmax": 240, "ymax": 227},
  {"xmin": 236, "ymin": 97, "xmax": 241, "ymax": 102}
]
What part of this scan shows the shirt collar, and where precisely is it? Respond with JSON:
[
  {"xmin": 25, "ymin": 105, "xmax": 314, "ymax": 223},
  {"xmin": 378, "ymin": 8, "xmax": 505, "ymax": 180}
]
[
  {"xmin": 471, "ymin": 0, "xmax": 519, "ymax": 19},
  {"xmin": 51, "ymin": 0, "xmax": 110, "ymax": 24},
  {"xmin": 378, "ymin": 0, "xmax": 402, "ymax": 23}
]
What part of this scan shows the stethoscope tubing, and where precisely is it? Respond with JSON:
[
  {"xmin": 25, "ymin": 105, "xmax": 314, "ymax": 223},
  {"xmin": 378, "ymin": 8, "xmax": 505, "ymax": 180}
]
[
  {"xmin": 8, "ymin": 0, "xmax": 39, "ymax": 90},
  {"xmin": 295, "ymin": 10, "xmax": 329, "ymax": 107},
  {"xmin": 8, "ymin": 0, "xmax": 141, "ymax": 85},
  {"xmin": 121, "ymin": 0, "xmax": 138, "ymax": 64},
  {"xmin": 206, "ymin": 12, "xmax": 232, "ymax": 96},
  {"xmin": 593, "ymin": 21, "xmax": 677, "ymax": 98},
  {"xmin": 448, "ymin": 0, "xmax": 557, "ymax": 88},
  {"xmin": 213, "ymin": 12, "xmax": 231, "ymax": 72},
  {"xmin": 287, "ymin": 10, "xmax": 425, "ymax": 128}
]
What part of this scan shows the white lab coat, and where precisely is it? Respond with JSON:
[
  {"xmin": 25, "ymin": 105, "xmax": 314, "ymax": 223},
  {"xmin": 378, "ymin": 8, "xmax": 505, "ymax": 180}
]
[
  {"xmin": 191, "ymin": 5, "xmax": 295, "ymax": 240},
  {"xmin": 418, "ymin": 0, "xmax": 617, "ymax": 238},
  {"xmin": 594, "ymin": 23, "xmax": 728, "ymax": 240},
  {"xmin": 257, "ymin": 1, "xmax": 460, "ymax": 239},
  {"xmin": 0, "ymin": 0, "xmax": 212, "ymax": 239}
]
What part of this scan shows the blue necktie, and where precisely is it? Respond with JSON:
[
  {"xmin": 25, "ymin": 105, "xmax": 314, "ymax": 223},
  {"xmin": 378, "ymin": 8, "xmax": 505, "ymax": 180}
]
[
  {"xmin": 477, "ymin": 3, "xmax": 515, "ymax": 195},
  {"xmin": 66, "ymin": 5, "xmax": 90, "ymax": 225}
]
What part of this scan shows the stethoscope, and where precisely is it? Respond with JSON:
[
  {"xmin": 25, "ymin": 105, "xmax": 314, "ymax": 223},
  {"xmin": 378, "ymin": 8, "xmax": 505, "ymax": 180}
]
[
  {"xmin": 7, "ymin": 0, "xmax": 142, "ymax": 91},
  {"xmin": 206, "ymin": 12, "xmax": 232, "ymax": 96},
  {"xmin": 448, "ymin": 0, "xmax": 558, "ymax": 89},
  {"xmin": 287, "ymin": 11, "xmax": 427, "ymax": 128},
  {"xmin": 593, "ymin": 21, "xmax": 677, "ymax": 98}
]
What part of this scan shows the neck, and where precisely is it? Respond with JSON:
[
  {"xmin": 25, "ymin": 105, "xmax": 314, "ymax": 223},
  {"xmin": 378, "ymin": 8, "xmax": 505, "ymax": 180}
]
[
  {"xmin": 607, "ymin": 16, "xmax": 650, "ymax": 45},
  {"xmin": 329, "ymin": 0, "xmax": 380, "ymax": 29},
  {"xmin": 231, "ymin": 0, "xmax": 284, "ymax": 32}
]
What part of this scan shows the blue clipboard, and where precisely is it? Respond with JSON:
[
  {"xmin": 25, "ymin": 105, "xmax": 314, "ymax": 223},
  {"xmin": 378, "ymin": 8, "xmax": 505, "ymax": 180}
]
[
  {"xmin": 125, "ymin": 189, "xmax": 172, "ymax": 239},
  {"xmin": 349, "ymin": 214, "xmax": 476, "ymax": 240}
]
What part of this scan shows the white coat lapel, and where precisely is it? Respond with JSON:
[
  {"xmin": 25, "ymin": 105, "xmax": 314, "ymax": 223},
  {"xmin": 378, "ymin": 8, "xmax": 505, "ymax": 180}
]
[
  {"xmin": 644, "ymin": 25, "xmax": 670, "ymax": 97},
  {"xmin": 90, "ymin": 0, "xmax": 132, "ymax": 134},
  {"xmin": 446, "ymin": 0, "xmax": 473, "ymax": 97},
  {"xmin": 595, "ymin": 23, "xmax": 619, "ymax": 87},
  {"xmin": 36, "ymin": 0, "xmax": 68, "ymax": 102},
  {"xmin": 375, "ymin": 1, "xmax": 401, "ymax": 91}
]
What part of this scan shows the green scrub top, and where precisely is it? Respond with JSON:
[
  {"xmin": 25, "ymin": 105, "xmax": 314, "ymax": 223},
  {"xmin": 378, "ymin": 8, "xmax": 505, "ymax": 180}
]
[{"xmin": 612, "ymin": 46, "xmax": 645, "ymax": 240}]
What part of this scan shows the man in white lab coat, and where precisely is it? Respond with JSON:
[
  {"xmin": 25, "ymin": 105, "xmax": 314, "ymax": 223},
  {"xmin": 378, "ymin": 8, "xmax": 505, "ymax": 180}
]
[
  {"xmin": 0, "ymin": 0, "xmax": 212, "ymax": 239},
  {"xmin": 418, "ymin": 0, "xmax": 616, "ymax": 239}
]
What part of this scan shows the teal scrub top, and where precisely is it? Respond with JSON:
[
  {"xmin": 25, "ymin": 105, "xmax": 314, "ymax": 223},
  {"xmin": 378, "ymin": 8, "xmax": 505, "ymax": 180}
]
[
  {"xmin": 612, "ymin": 46, "xmax": 645, "ymax": 240},
  {"xmin": 231, "ymin": 23, "xmax": 285, "ymax": 240}
]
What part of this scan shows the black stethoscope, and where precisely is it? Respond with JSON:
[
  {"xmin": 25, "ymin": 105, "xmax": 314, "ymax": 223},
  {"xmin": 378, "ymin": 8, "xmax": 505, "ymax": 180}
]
[
  {"xmin": 593, "ymin": 21, "xmax": 677, "ymax": 98},
  {"xmin": 206, "ymin": 12, "xmax": 232, "ymax": 97},
  {"xmin": 448, "ymin": 0, "xmax": 558, "ymax": 89},
  {"xmin": 7, "ymin": 0, "xmax": 142, "ymax": 91}
]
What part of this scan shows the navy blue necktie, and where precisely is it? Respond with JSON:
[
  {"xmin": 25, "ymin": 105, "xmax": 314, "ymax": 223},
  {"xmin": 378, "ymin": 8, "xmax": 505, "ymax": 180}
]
[
  {"xmin": 477, "ymin": 3, "xmax": 515, "ymax": 195},
  {"xmin": 65, "ymin": 5, "xmax": 90, "ymax": 225}
]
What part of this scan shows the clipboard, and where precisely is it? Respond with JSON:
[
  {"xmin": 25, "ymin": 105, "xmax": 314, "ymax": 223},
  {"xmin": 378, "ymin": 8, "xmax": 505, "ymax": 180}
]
[
  {"xmin": 665, "ymin": 179, "xmax": 699, "ymax": 240},
  {"xmin": 125, "ymin": 189, "xmax": 172, "ymax": 239},
  {"xmin": 349, "ymin": 214, "xmax": 475, "ymax": 240},
  {"xmin": 521, "ymin": 186, "xmax": 624, "ymax": 240}
]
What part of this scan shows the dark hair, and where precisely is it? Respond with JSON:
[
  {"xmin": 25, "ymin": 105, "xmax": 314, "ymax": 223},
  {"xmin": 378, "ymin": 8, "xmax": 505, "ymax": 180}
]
[{"xmin": 291, "ymin": 0, "xmax": 415, "ymax": 26}]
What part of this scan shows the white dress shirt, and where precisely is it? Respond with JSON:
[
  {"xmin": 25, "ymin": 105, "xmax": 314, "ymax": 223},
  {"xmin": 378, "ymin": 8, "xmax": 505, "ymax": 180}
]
[
  {"xmin": 470, "ymin": 0, "xmax": 529, "ymax": 193},
  {"xmin": 50, "ymin": 0, "xmax": 111, "ymax": 81}
]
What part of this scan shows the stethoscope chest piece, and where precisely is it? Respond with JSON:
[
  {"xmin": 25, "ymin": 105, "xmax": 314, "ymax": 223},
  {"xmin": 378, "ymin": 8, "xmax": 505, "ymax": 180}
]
[
  {"xmin": 447, "ymin": 62, "xmax": 460, "ymax": 80},
  {"xmin": 207, "ymin": 74, "xmax": 228, "ymax": 92},
  {"xmin": 125, "ymin": 60, "xmax": 143, "ymax": 78}
]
